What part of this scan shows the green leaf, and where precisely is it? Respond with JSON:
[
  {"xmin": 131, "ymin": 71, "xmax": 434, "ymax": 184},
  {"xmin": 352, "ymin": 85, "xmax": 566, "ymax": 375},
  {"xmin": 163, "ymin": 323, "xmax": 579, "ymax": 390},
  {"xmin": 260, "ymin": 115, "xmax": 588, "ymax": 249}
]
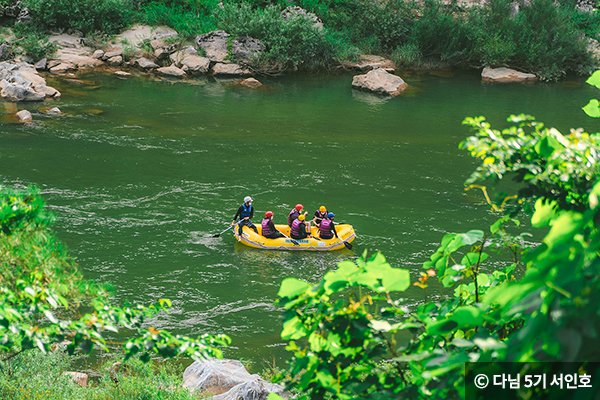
[
  {"xmin": 278, "ymin": 278, "xmax": 309, "ymax": 299},
  {"xmin": 267, "ymin": 394, "xmax": 286, "ymax": 400},
  {"xmin": 43, "ymin": 310, "xmax": 58, "ymax": 324},
  {"xmin": 586, "ymin": 70, "xmax": 600, "ymax": 89},
  {"xmin": 381, "ymin": 268, "xmax": 410, "ymax": 292},
  {"xmin": 531, "ymin": 198, "xmax": 557, "ymax": 228},
  {"xmin": 460, "ymin": 230, "xmax": 484, "ymax": 245},
  {"xmin": 582, "ymin": 99, "xmax": 600, "ymax": 118},
  {"xmin": 281, "ymin": 316, "xmax": 307, "ymax": 340},
  {"xmin": 450, "ymin": 306, "xmax": 483, "ymax": 326}
]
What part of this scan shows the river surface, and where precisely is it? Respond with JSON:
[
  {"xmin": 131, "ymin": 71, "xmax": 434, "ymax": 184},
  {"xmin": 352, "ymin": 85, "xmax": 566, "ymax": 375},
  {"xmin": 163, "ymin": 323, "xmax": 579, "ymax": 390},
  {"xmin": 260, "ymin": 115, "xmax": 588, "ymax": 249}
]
[{"xmin": 0, "ymin": 70, "xmax": 596, "ymax": 369}]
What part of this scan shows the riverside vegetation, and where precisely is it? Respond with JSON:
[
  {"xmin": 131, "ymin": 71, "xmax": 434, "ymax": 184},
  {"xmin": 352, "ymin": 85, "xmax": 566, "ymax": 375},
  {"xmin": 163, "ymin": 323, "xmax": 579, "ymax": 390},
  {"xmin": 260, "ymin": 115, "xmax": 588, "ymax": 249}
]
[
  {"xmin": 1, "ymin": 0, "xmax": 600, "ymax": 79},
  {"xmin": 1, "ymin": 106, "xmax": 600, "ymax": 398}
]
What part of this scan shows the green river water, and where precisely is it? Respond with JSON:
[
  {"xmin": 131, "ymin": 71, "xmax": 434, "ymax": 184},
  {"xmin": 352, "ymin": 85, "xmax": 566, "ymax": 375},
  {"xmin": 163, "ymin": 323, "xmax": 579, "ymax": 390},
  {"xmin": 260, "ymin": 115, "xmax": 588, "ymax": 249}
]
[{"xmin": 0, "ymin": 70, "xmax": 597, "ymax": 368}]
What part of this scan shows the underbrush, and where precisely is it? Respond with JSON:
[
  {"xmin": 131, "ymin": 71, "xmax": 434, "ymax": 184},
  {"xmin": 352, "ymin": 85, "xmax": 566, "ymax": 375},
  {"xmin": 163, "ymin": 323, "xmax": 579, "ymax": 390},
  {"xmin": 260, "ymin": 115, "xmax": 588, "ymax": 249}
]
[
  {"xmin": 140, "ymin": 2, "xmax": 217, "ymax": 39},
  {"xmin": 0, "ymin": 349, "xmax": 199, "ymax": 400}
]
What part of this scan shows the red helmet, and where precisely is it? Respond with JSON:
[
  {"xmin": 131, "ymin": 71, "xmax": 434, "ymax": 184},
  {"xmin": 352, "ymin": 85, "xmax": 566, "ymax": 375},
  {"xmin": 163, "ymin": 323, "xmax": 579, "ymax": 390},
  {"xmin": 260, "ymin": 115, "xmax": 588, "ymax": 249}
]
[
  {"xmin": 295, "ymin": 204, "xmax": 303, "ymax": 210},
  {"xmin": 265, "ymin": 211, "xmax": 274, "ymax": 217}
]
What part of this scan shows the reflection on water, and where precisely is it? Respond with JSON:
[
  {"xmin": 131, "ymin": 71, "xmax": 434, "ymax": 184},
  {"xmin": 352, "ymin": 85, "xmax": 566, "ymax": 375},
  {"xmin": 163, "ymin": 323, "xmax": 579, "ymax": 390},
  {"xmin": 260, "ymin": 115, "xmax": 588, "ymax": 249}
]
[{"xmin": 0, "ymin": 70, "xmax": 593, "ymax": 365}]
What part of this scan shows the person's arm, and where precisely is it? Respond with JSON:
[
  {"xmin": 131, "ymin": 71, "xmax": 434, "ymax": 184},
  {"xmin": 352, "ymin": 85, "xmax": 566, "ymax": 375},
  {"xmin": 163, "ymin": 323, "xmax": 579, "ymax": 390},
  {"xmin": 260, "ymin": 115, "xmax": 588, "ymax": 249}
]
[
  {"xmin": 268, "ymin": 219, "xmax": 276, "ymax": 231},
  {"xmin": 332, "ymin": 224, "xmax": 339, "ymax": 238},
  {"xmin": 232, "ymin": 206, "xmax": 242, "ymax": 225}
]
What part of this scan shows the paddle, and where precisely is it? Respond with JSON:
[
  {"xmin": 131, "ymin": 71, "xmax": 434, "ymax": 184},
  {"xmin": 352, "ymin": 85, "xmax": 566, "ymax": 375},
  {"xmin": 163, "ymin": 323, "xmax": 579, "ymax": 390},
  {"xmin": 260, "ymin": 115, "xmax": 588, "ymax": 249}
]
[{"xmin": 212, "ymin": 225, "xmax": 233, "ymax": 238}]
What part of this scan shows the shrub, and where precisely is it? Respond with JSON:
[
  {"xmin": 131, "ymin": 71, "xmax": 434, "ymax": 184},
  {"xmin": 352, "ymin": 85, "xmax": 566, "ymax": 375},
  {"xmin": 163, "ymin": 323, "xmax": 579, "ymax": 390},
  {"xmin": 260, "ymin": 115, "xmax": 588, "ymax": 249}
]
[
  {"xmin": 217, "ymin": 3, "xmax": 340, "ymax": 71},
  {"xmin": 23, "ymin": 0, "xmax": 133, "ymax": 34},
  {"xmin": 17, "ymin": 33, "xmax": 56, "ymax": 61},
  {"xmin": 140, "ymin": 2, "xmax": 217, "ymax": 39}
]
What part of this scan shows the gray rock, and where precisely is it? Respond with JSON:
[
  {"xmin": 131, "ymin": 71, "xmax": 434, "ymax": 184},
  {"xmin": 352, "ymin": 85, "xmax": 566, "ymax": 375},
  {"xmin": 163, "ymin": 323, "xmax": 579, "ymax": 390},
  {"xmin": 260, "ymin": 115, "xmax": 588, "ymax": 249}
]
[
  {"xmin": 34, "ymin": 85, "xmax": 59, "ymax": 98},
  {"xmin": 281, "ymin": 6, "xmax": 323, "ymax": 29},
  {"xmin": 183, "ymin": 359, "xmax": 288, "ymax": 400},
  {"xmin": 107, "ymin": 55, "xmax": 123, "ymax": 66},
  {"xmin": 195, "ymin": 30, "xmax": 230, "ymax": 62},
  {"xmin": 481, "ymin": 67, "xmax": 537, "ymax": 83},
  {"xmin": 212, "ymin": 63, "xmax": 251, "ymax": 76},
  {"xmin": 212, "ymin": 380, "xmax": 289, "ymax": 400},
  {"xmin": 154, "ymin": 47, "xmax": 171, "ymax": 60},
  {"xmin": 91, "ymin": 50, "xmax": 104, "ymax": 59},
  {"xmin": 351, "ymin": 68, "xmax": 408, "ymax": 96},
  {"xmin": 102, "ymin": 50, "xmax": 123, "ymax": 61},
  {"xmin": 1, "ymin": 83, "xmax": 45, "ymax": 101},
  {"xmin": 181, "ymin": 54, "xmax": 210, "ymax": 75},
  {"xmin": 0, "ymin": 44, "xmax": 13, "ymax": 61},
  {"xmin": 49, "ymin": 62, "xmax": 76, "ymax": 74},
  {"xmin": 47, "ymin": 60, "xmax": 61, "ymax": 69},
  {"xmin": 46, "ymin": 107, "xmax": 61, "ymax": 115},
  {"xmin": 157, "ymin": 65, "xmax": 185, "ymax": 77},
  {"xmin": 34, "ymin": 58, "xmax": 47, "ymax": 70},
  {"xmin": 16, "ymin": 109, "xmax": 32, "ymax": 123},
  {"xmin": 48, "ymin": 34, "xmax": 84, "ymax": 49},
  {"xmin": 136, "ymin": 57, "xmax": 159, "ymax": 69},
  {"xmin": 230, "ymin": 36, "xmax": 264, "ymax": 65}
]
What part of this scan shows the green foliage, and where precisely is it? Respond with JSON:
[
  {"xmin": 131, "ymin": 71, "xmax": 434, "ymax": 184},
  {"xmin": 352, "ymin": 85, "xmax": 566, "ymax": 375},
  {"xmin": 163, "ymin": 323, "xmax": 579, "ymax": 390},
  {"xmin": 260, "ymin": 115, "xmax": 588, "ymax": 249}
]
[
  {"xmin": 216, "ymin": 3, "xmax": 341, "ymax": 71},
  {"xmin": 15, "ymin": 33, "xmax": 56, "ymax": 61},
  {"xmin": 583, "ymin": 70, "xmax": 600, "ymax": 118},
  {"xmin": 23, "ymin": 0, "xmax": 133, "ymax": 34},
  {"xmin": 0, "ymin": 186, "xmax": 230, "ymax": 363},
  {"xmin": 0, "ymin": 349, "xmax": 200, "ymax": 399},
  {"xmin": 461, "ymin": 114, "xmax": 600, "ymax": 212},
  {"xmin": 274, "ymin": 111, "xmax": 600, "ymax": 398},
  {"xmin": 277, "ymin": 252, "xmax": 412, "ymax": 399},
  {"xmin": 140, "ymin": 2, "xmax": 217, "ymax": 39}
]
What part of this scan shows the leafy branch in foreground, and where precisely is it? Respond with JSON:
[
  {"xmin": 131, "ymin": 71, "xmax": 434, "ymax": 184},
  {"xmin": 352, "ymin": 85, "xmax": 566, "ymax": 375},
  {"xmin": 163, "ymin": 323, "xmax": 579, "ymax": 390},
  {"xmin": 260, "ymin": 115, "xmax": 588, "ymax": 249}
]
[
  {"xmin": 0, "ymin": 186, "xmax": 230, "ymax": 362},
  {"xmin": 270, "ymin": 114, "xmax": 600, "ymax": 399}
]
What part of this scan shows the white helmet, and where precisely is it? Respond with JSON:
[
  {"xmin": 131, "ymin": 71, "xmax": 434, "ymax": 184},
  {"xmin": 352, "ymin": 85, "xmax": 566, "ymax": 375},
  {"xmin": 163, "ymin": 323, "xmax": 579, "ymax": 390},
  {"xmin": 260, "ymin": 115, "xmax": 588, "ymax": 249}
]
[{"xmin": 244, "ymin": 196, "xmax": 253, "ymax": 203}]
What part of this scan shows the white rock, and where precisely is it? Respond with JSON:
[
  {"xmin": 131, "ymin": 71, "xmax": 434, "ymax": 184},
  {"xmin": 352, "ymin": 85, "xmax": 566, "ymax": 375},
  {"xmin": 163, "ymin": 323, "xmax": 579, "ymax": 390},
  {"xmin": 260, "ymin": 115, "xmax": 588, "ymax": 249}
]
[
  {"xmin": 157, "ymin": 65, "xmax": 185, "ymax": 77},
  {"xmin": 107, "ymin": 55, "xmax": 123, "ymax": 66},
  {"xmin": 91, "ymin": 50, "xmax": 105, "ymax": 59},
  {"xmin": 16, "ymin": 109, "xmax": 32, "ymax": 123},
  {"xmin": 481, "ymin": 67, "xmax": 537, "ymax": 83},
  {"xmin": 136, "ymin": 57, "xmax": 159, "ymax": 69},
  {"xmin": 114, "ymin": 71, "xmax": 132, "ymax": 78},
  {"xmin": 63, "ymin": 372, "xmax": 88, "ymax": 387},
  {"xmin": 1, "ymin": 83, "xmax": 45, "ymax": 101},
  {"xmin": 212, "ymin": 63, "xmax": 251, "ymax": 76},
  {"xmin": 351, "ymin": 67, "xmax": 407, "ymax": 96},
  {"xmin": 181, "ymin": 54, "xmax": 210, "ymax": 75},
  {"xmin": 49, "ymin": 62, "xmax": 77, "ymax": 74},
  {"xmin": 46, "ymin": 107, "xmax": 61, "ymax": 115}
]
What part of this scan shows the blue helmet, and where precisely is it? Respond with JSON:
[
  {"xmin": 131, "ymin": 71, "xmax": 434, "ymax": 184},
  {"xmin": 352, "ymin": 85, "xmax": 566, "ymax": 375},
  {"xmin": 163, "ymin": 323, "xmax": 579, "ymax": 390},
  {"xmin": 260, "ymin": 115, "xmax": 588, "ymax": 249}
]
[{"xmin": 327, "ymin": 212, "xmax": 335, "ymax": 218}]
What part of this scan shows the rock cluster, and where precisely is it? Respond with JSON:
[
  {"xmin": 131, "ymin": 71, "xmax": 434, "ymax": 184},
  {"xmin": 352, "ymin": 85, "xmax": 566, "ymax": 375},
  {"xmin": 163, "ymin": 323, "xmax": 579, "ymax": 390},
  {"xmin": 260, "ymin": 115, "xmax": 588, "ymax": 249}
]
[
  {"xmin": 0, "ymin": 61, "xmax": 60, "ymax": 101},
  {"xmin": 182, "ymin": 358, "xmax": 289, "ymax": 400}
]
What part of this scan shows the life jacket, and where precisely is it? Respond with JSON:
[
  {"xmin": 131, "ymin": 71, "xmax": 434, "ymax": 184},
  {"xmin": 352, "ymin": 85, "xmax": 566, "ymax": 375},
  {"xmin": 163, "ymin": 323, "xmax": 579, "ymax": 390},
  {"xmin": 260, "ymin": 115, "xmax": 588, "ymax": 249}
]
[
  {"xmin": 315, "ymin": 210, "xmax": 326, "ymax": 225},
  {"xmin": 319, "ymin": 219, "xmax": 333, "ymax": 238},
  {"xmin": 290, "ymin": 219, "xmax": 304, "ymax": 238},
  {"xmin": 288, "ymin": 209, "xmax": 299, "ymax": 226},
  {"xmin": 261, "ymin": 218, "xmax": 273, "ymax": 236},
  {"xmin": 240, "ymin": 203, "xmax": 253, "ymax": 219}
]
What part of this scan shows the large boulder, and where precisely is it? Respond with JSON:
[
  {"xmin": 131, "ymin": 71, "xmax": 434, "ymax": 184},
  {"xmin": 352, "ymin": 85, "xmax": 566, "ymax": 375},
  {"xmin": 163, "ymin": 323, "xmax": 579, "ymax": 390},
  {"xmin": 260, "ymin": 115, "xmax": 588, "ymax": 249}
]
[
  {"xmin": 1, "ymin": 83, "xmax": 45, "ymax": 101},
  {"xmin": 48, "ymin": 34, "xmax": 84, "ymax": 49},
  {"xmin": 481, "ymin": 67, "xmax": 537, "ymax": 83},
  {"xmin": 195, "ymin": 30, "xmax": 230, "ymax": 62},
  {"xmin": 212, "ymin": 63, "xmax": 251, "ymax": 76},
  {"xmin": 0, "ymin": 44, "xmax": 13, "ymax": 61},
  {"xmin": 230, "ymin": 36, "xmax": 264, "ymax": 65},
  {"xmin": 181, "ymin": 54, "xmax": 210, "ymax": 75},
  {"xmin": 183, "ymin": 359, "xmax": 288, "ymax": 399},
  {"xmin": 351, "ymin": 67, "xmax": 408, "ymax": 96},
  {"xmin": 116, "ymin": 25, "xmax": 178, "ymax": 48}
]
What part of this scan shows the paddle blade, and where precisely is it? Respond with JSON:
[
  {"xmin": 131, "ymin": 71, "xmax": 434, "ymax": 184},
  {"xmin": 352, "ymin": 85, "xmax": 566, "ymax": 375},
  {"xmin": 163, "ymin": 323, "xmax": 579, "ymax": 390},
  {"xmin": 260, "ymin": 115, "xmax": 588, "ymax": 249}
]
[
  {"xmin": 212, "ymin": 233, "xmax": 221, "ymax": 238},
  {"xmin": 344, "ymin": 241, "xmax": 353, "ymax": 250}
]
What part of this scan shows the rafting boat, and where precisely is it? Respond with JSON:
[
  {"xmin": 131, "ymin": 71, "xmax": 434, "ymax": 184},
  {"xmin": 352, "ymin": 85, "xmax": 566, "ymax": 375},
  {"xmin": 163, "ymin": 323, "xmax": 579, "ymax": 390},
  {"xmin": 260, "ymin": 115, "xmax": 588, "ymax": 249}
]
[{"xmin": 234, "ymin": 223, "xmax": 356, "ymax": 251}]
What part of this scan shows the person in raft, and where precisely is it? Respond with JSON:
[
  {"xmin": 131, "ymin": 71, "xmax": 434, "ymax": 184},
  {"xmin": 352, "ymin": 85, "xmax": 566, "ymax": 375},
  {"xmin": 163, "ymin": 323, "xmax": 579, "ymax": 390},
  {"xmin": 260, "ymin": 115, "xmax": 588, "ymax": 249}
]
[
  {"xmin": 232, "ymin": 196, "xmax": 258, "ymax": 240},
  {"xmin": 288, "ymin": 203, "xmax": 308, "ymax": 227},
  {"xmin": 318, "ymin": 212, "xmax": 339, "ymax": 240},
  {"xmin": 290, "ymin": 214, "xmax": 310, "ymax": 240},
  {"xmin": 312, "ymin": 205, "xmax": 327, "ymax": 227},
  {"xmin": 261, "ymin": 211, "xmax": 285, "ymax": 239}
]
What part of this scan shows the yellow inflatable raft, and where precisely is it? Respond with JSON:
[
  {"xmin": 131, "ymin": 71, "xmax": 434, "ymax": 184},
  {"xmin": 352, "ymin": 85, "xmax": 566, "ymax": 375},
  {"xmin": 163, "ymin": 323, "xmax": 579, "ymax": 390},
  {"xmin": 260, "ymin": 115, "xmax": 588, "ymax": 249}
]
[{"xmin": 234, "ymin": 223, "xmax": 356, "ymax": 251}]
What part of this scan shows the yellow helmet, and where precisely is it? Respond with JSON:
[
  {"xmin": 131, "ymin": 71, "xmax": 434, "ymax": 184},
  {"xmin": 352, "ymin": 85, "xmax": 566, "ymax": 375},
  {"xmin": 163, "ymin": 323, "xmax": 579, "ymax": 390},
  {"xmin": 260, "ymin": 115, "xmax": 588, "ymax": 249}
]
[
  {"xmin": 298, "ymin": 214, "xmax": 305, "ymax": 221},
  {"xmin": 319, "ymin": 206, "xmax": 326, "ymax": 212}
]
